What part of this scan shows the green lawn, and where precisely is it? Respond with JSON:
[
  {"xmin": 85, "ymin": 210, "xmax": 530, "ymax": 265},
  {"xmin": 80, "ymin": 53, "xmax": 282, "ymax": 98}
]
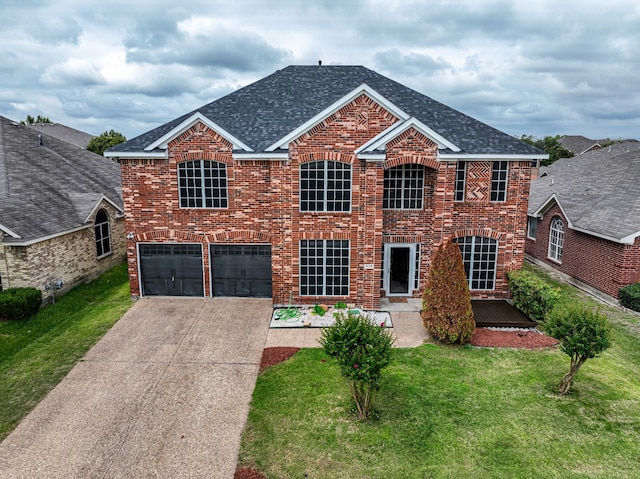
[
  {"xmin": 239, "ymin": 265, "xmax": 640, "ymax": 478},
  {"xmin": 0, "ymin": 263, "xmax": 132, "ymax": 441}
]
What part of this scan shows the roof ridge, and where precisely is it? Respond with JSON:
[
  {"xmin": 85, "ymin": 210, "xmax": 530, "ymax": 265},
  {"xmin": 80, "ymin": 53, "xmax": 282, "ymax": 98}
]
[{"xmin": 0, "ymin": 118, "xmax": 10, "ymax": 198}]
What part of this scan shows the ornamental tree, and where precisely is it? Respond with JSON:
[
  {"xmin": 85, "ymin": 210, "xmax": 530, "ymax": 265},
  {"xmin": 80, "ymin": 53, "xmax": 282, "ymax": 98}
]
[
  {"xmin": 319, "ymin": 311, "xmax": 395, "ymax": 420},
  {"xmin": 421, "ymin": 240, "xmax": 475, "ymax": 344},
  {"xmin": 544, "ymin": 305, "xmax": 611, "ymax": 395},
  {"xmin": 87, "ymin": 129, "xmax": 127, "ymax": 156}
]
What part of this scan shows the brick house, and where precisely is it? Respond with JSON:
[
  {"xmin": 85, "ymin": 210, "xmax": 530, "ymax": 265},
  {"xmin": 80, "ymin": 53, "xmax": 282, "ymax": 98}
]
[
  {"xmin": 526, "ymin": 141, "xmax": 640, "ymax": 299},
  {"xmin": 0, "ymin": 116, "xmax": 126, "ymax": 302},
  {"xmin": 106, "ymin": 65, "xmax": 545, "ymax": 309}
]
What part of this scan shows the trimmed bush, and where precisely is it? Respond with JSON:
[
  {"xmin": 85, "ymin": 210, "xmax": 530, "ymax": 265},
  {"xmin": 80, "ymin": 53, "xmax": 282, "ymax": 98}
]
[
  {"xmin": 0, "ymin": 287, "xmax": 42, "ymax": 320},
  {"xmin": 507, "ymin": 269, "xmax": 560, "ymax": 322},
  {"xmin": 422, "ymin": 240, "xmax": 475, "ymax": 344},
  {"xmin": 619, "ymin": 283, "xmax": 640, "ymax": 312},
  {"xmin": 319, "ymin": 311, "xmax": 395, "ymax": 420}
]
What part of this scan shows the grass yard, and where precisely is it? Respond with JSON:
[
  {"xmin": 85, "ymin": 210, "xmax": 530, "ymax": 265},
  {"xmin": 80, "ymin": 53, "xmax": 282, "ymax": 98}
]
[
  {"xmin": 0, "ymin": 263, "xmax": 132, "ymax": 441},
  {"xmin": 238, "ymin": 264, "xmax": 640, "ymax": 478}
]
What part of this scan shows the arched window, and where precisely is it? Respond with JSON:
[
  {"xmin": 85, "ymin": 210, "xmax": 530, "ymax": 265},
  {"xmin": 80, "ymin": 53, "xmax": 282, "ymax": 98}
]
[
  {"xmin": 300, "ymin": 160, "xmax": 351, "ymax": 212},
  {"xmin": 95, "ymin": 209, "xmax": 111, "ymax": 257},
  {"xmin": 383, "ymin": 164, "xmax": 425, "ymax": 209},
  {"xmin": 548, "ymin": 217, "xmax": 564, "ymax": 262},
  {"xmin": 453, "ymin": 236, "xmax": 498, "ymax": 290},
  {"xmin": 178, "ymin": 160, "xmax": 228, "ymax": 208}
]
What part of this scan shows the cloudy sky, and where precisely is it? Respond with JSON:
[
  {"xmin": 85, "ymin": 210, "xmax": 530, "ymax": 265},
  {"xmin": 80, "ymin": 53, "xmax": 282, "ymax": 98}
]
[{"xmin": 1, "ymin": 0, "xmax": 638, "ymax": 142}]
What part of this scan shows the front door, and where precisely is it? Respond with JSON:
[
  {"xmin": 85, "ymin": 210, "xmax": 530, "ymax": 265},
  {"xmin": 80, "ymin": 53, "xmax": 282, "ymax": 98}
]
[{"xmin": 384, "ymin": 243, "xmax": 417, "ymax": 296}]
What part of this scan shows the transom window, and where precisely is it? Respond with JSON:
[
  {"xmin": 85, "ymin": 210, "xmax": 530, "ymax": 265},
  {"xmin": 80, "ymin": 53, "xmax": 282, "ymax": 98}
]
[
  {"xmin": 383, "ymin": 164, "xmax": 424, "ymax": 209},
  {"xmin": 300, "ymin": 161, "xmax": 351, "ymax": 212},
  {"xmin": 548, "ymin": 217, "xmax": 564, "ymax": 262},
  {"xmin": 454, "ymin": 161, "xmax": 466, "ymax": 202},
  {"xmin": 453, "ymin": 236, "xmax": 498, "ymax": 290},
  {"xmin": 490, "ymin": 161, "xmax": 508, "ymax": 202},
  {"xmin": 178, "ymin": 160, "xmax": 228, "ymax": 208},
  {"xmin": 95, "ymin": 209, "xmax": 111, "ymax": 258},
  {"xmin": 300, "ymin": 239, "xmax": 350, "ymax": 296}
]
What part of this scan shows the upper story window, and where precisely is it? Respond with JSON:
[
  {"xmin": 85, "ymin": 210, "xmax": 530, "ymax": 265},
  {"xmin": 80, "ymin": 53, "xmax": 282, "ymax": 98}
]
[
  {"xmin": 300, "ymin": 161, "xmax": 351, "ymax": 212},
  {"xmin": 178, "ymin": 160, "xmax": 228, "ymax": 208},
  {"xmin": 490, "ymin": 161, "xmax": 508, "ymax": 202},
  {"xmin": 383, "ymin": 164, "xmax": 424, "ymax": 209},
  {"xmin": 453, "ymin": 236, "xmax": 498, "ymax": 290},
  {"xmin": 454, "ymin": 161, "xmax": 466, "ymax": 202},
  {"xmin": 548, "ymin": 217, "xmax": 564, "ymax": 262},
  {"xmin": 527, "ymin": 217, "xmax": 538, "ymax": 239},
  {"xmin": 95, "ymin": 209, "xmax": 111, "ymax": 258}
]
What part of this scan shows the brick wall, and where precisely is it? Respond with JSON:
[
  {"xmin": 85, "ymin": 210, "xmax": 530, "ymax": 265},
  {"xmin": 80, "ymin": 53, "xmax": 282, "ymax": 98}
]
[
  {"xmin": 525, "ymin": 203, "xmax": 640, "ymax": 298},
  {"xmin": 1, "ymin": 202, "xmax": 126, "ymax": 301},
  {"xmin": 121, "ymin": 95, "xmax": 531, "ymax": 307}
]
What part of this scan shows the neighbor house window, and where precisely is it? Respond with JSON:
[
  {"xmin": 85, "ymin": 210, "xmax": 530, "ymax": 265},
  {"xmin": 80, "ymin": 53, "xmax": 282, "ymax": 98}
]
[
  {"xmin": 453, "ymin": 236, "xmax": 498, "ymax": 290},
  {"xmin": 454, "ymin": 161, "xmax": 466, "ymax": 202},
  {"xmin": 178, "ymin": 160, "xmax": 228, "ymax": 208},
  {"xmin": 300, "ymin": 161, "xmax": 351, "ymax": 212},
  {"xmin": 527, "ymin": 217, "xmax": 538, "ymax": 239},
  {"xmin": 490, "ymin": 161, "xmax": 508, "ymax": 202},
  {"xmin": 95, "ymin": 209, "xmax": 111, "ymax": 257},
  {"xmin": 300, "ymin": 239, "xmax": 350, "ymax": 296},
  {"xmin": 383, "ymin": 164, "xmax": 424, "ymax": 209},
  {"xmin": 548, "ymin": 217, "xmax": 564, "ymax": 262}
]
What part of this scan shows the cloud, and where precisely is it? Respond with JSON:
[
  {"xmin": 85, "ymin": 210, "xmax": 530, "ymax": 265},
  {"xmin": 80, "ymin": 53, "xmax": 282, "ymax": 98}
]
[{"xmin": 40, "ymin": 59, "xmax": 106, "ymax": 87}]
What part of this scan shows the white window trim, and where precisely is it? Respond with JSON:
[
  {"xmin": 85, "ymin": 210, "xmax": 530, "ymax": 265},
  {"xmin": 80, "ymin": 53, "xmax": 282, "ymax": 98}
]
[
  {"xmin": 527, "ymin": 217, "xmax": 538, "ymax": 240},
  {"xmin": 178, "ymin": 160, "xmax": 228, "ymax": 209},
  {"xmin": 95, "ymin": 209, "xmax": 112, "ymax": 259},
  {"xmin": 299, "ymin": 239, "xmax": 350, "ymax": 296},
  {"xmin": 454, "ymin": 161, "xmax": 466, "ymax": 202},
  {"xmin": 490, "ymin": 161, "xmax": 509, "ymax": 202},
  {"xmin": 299, "ymin": 161, "xmax": 352, "ymax": 213},
  {"xmin": 548, "ymin": 217, "xmax": 564, "ymax": 263},
  {"xmin": 383, "ymin": 164, "xmax": 425, "ymax": 210}
]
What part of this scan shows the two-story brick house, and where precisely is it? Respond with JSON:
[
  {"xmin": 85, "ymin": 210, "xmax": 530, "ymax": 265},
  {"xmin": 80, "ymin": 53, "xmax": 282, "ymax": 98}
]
[{"xmin": 106, "ymin": 65, "xmax": 545, "ymax": 309}]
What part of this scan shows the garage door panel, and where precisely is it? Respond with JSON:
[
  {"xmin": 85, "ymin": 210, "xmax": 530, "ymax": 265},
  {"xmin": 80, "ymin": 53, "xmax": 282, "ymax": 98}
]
[
  {"xmin": 139, "ymin": 244, "xmax": 204, "ymax": 297},
  {"xmin": 211, "ymin": 245, "xmax": 272, "ymax": 298}
]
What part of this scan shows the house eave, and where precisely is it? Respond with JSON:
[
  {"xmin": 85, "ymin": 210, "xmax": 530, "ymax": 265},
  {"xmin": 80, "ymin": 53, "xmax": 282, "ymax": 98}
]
[
  {"xmin": 3, "ymin": 224, "xmax": 94, "ymax": 247},
  {"xmin": 440, "ymin": 153, "xmax": 549, "ymax": 161},
  {"xmin": 232, "ymin": 152, "xmax": 289, "ymax": 160},
  {"xmin": 0, "ymin": 223, "xmax": 21, "ymax": 239},
  {"xmin": 104, "ymin": 151, "xmax": 168, "ymax": 160}
]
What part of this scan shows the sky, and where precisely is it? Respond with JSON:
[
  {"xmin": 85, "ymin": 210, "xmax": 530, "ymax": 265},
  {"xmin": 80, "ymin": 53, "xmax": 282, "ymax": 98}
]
[{"xmin": 1, "ymin": 0, "xmax": 639, "ymax": 143}]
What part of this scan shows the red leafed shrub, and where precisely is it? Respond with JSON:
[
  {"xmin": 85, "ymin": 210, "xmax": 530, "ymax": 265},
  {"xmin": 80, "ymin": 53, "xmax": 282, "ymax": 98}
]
[{"xmin": 421, "ymin": 240, "xmax": 475, "ymax": 344}]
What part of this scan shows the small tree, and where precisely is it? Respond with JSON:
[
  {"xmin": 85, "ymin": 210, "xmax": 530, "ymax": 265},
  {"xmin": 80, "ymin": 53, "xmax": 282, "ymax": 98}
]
[
  {"xmin": 87, "ymin": 129, "xmax": 127, "ymax": 156},
  {"xmin": 544, "ymin": 305, "xmax": 611, "ymax": 395},
  {"xmin": 20, "ymin": 114, "xmax": 52, "ymax": 125},
  {"xmin": 319, "ymin": 311, "xmax": 394, "ymax": 420},
  {"xmin": 422, "ymin": 240, "xmax": 475, "ymax": 344}
]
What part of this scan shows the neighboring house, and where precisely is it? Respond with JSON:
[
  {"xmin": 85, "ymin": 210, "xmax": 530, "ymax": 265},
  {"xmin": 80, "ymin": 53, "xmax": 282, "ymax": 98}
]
[
  {"xmin": 0, "ymin": 116, "xmax": 126, "ymax": 302},
  {"xmin": 26, "ymin": 122, "xmax": 94, "ymax": 149},
  {"xmin": 526, "ymin": 141, "xmax": 640, "ymax": 299},
  {"xmin": 558, "ymin": 135, "xmax": 601, "ymax": 155},
  {"xmin": 105, "ymin": 65, "xmax": 546, "ymax": 309}
]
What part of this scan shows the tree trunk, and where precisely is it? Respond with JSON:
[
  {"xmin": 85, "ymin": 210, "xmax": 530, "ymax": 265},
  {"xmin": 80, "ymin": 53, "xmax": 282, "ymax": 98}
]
[{"xmin": 558, "ymin": 357, "xmax": 587, "ymax": 395}]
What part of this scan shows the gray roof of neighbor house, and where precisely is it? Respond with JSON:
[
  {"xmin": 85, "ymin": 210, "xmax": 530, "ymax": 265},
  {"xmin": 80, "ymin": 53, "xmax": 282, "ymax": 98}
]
[
  {"xmin": 0, "ymin": 116, "xmax": 123, "ymax": 245},
  {"xmin": 559, "ymin": 135, "xmax": 601, "ymax": 155},
  {"xmin": 26, "ymin": 122, "xmax": 94, "ymax": 149},
  {"xmin": 529, "ymin": 141, "xmax": 640, "ymax": 244},
  {"xmin": 107, "ymin": 65, "xmax": 544, "ymax": 158}
]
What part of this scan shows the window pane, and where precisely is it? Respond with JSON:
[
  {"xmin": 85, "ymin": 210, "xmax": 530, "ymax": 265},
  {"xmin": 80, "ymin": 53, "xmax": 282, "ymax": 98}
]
[
  {"xmin": 383, "ymin": 164, "xmax": 424, "ymax": 210},
  {"xmin": 178, "ymin": 160, "xmax": 228, "ymax": 209}
]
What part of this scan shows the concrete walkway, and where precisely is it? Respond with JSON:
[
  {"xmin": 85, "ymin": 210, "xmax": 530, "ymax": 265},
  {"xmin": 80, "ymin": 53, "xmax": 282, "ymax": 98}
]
[{"xmin": 0, "ymin": 297, "xmax": 427, "ymax": 479}]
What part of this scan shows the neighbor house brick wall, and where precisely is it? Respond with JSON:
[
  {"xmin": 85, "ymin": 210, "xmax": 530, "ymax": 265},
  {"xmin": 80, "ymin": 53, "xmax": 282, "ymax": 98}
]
[
  {"xmin": 1, "ymin": 203, "xmax": 125, "ymax": 301},
  {"xmin": 525, "ymin": 203, "xmax": 640, "ymax": 298}
]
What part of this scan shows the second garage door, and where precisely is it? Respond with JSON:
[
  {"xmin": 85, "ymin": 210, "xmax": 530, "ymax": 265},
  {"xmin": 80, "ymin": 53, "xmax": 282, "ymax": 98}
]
[{"xmin": 211, "ymin": 244, "xmax": 272, "ymax": 298}]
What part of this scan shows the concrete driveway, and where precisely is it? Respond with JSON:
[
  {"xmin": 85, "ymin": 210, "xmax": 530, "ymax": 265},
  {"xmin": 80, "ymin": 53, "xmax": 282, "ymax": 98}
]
[{"xmin": 0, "ymin": 297, "xmax": 272, "ymax": 479}]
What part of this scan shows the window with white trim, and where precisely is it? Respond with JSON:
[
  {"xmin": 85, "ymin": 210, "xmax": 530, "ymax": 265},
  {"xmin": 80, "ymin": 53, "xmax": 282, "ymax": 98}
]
[
  {"xmin": 300, "ymin": 161, "xmax": 351, "ymax": 212},
  {"xmin": 454, "ymin": 161, "xmax": 466, "ymax": 202},
  {"xmin": 95, "ymin": 209, "xmax": 111, "ymax": 258},
  {"xmin": 383, "ymin": 164, "xmax": 424, "ymax": 209},
  {"xmin": 490, "ymin": 161, "xmax": 508, "ymax": 202},
  {"xmin": 527, "ymin": 217, "xmax": 538, "ymax": 239},
  {"xmin": 178, "ymin": 160, "xmax": 228, "ymax": 208},
  {"xmin": 548, "ymin": 217, "xmax": 564, "ymax": 262},
  {"xmin": 453, "ymin": 236, "xmax": 498, "ymax": 290},
  {"xmin": 300, "ymin": 239, "xmax": 350, "ymax": 296}
]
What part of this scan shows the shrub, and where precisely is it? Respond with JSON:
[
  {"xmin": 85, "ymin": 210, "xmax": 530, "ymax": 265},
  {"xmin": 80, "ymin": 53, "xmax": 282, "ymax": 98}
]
[
  {"xmin": 619, "ymin": 282, "xmax": 640, "ymax": 312},
  {"xmin": 421, "ymin": 240, "xmax": 475, "ymax": 344},
  {"xmin": 319, "ymin": 311, "xmax": 395, "ymax": 420},
  {"xmin": 544, "ymin": 305, "xmax": 611, "ymax": 395},
  {"xmin": 507, "ymin": 270, "xmax": 560, "ymax": 322},
  {"xmin": 0, "ymin": 287, "xmax": 42, "ymax": 320}
]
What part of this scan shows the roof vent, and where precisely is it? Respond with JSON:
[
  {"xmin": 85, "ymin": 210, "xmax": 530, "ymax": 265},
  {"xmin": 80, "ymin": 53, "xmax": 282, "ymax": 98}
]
[
  {"xmin": 38, "ymin": 134, "xmax": 42, "ymax": 146},
  {"xmin": 318, "ymin": 60, "xmax": 322, "ymax": 66}
]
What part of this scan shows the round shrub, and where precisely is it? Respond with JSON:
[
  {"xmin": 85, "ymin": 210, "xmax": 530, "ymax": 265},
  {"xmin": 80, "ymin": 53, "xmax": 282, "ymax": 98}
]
[
  {"xmin": 0, "ymin": 287, "xmax": 42, "ymax": 320},
  {"xmin": 619, "ymin": 283, "xmax": 640, "ymax": 312}
]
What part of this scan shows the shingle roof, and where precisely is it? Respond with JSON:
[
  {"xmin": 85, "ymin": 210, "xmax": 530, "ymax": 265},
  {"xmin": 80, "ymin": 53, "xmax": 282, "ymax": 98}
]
[
  {"xmin": 26, "ymin": 122, "xmax": 94, "ymax": 149},
  {"xmin": 528, "ymin": 141, "xmax": 640, "ymax": 243},
  {"xmin": 0, "ymin": 116, "xmax": 123, "ymax": 244},
  {"xmin": 558, "ymin": 135, "xmax": 600, "ymax": 155},
  {"xmin": 109, "ymin": 65, "xmax": 543, "ymax": 157}
]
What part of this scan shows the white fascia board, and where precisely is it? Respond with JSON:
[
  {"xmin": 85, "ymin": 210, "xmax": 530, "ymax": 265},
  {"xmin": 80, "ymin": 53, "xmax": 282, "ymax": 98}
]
[
  {"xmin": 143, "ymin": 112, "xmax": 253, "ymax": 152},
  {"xmin": 618, "ymin": 230, "xmax": 640, "ymax": 245},
  {"xmin": 104, "ymin": 151, "xmax": 167, "ymax": 159},
  {"xmin": 0, "ymin": 223, "xmax": 21, "ymax": 239},
  {"xmin": 357, "ymin": 153, "xmax": 387, "ymax": 162},
  {"xmin": 82, "ymin": 195, "xmax": 125, "ymax": 223},
  {"xmin": 532, "ymin": 194, "xmax": 573, "ymax": 228},
  {"xmin": 3, "ymin": 224, "xmax": 93, "ymax": 247},
  {"xmin": 440, "ymin": 153, "xmax": 549, "ymax": 161},
  {"xmin": 232, "ymin": 152, "xmax": 289, "ymax": 160},
  {"xmin": 356, "ymin": 117, "xmax": 461, "ymax": 153},
  {"xmin": 265, "ymin": 84, "xmax": 410, "ymax": 152}
]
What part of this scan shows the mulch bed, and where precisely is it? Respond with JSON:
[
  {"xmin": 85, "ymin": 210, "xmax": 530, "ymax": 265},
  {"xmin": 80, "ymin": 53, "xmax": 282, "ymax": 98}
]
[
  {"xmin": 470, "ymin": 327, "xmax": 559, "ymax": 349},
  {"xmin": 259, "ymin": 346, "xmax": 300, "ymax": 373},
  {"xmin": 234, "ymin": 468, "xmax": 267, "ymax": 479}
]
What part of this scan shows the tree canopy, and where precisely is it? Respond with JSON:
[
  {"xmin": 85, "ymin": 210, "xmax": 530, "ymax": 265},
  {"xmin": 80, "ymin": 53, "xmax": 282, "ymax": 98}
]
[
  {"xmin": 87, "ymin": 130, "xmax": 127, "ymax": 156},
  {"xmin": 519, "ymin": 135, "xmax": 573, "ymax": 166},
  {"xmin": 20, "ymin": 115, "xmax": 52, "ymax": 125}
]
